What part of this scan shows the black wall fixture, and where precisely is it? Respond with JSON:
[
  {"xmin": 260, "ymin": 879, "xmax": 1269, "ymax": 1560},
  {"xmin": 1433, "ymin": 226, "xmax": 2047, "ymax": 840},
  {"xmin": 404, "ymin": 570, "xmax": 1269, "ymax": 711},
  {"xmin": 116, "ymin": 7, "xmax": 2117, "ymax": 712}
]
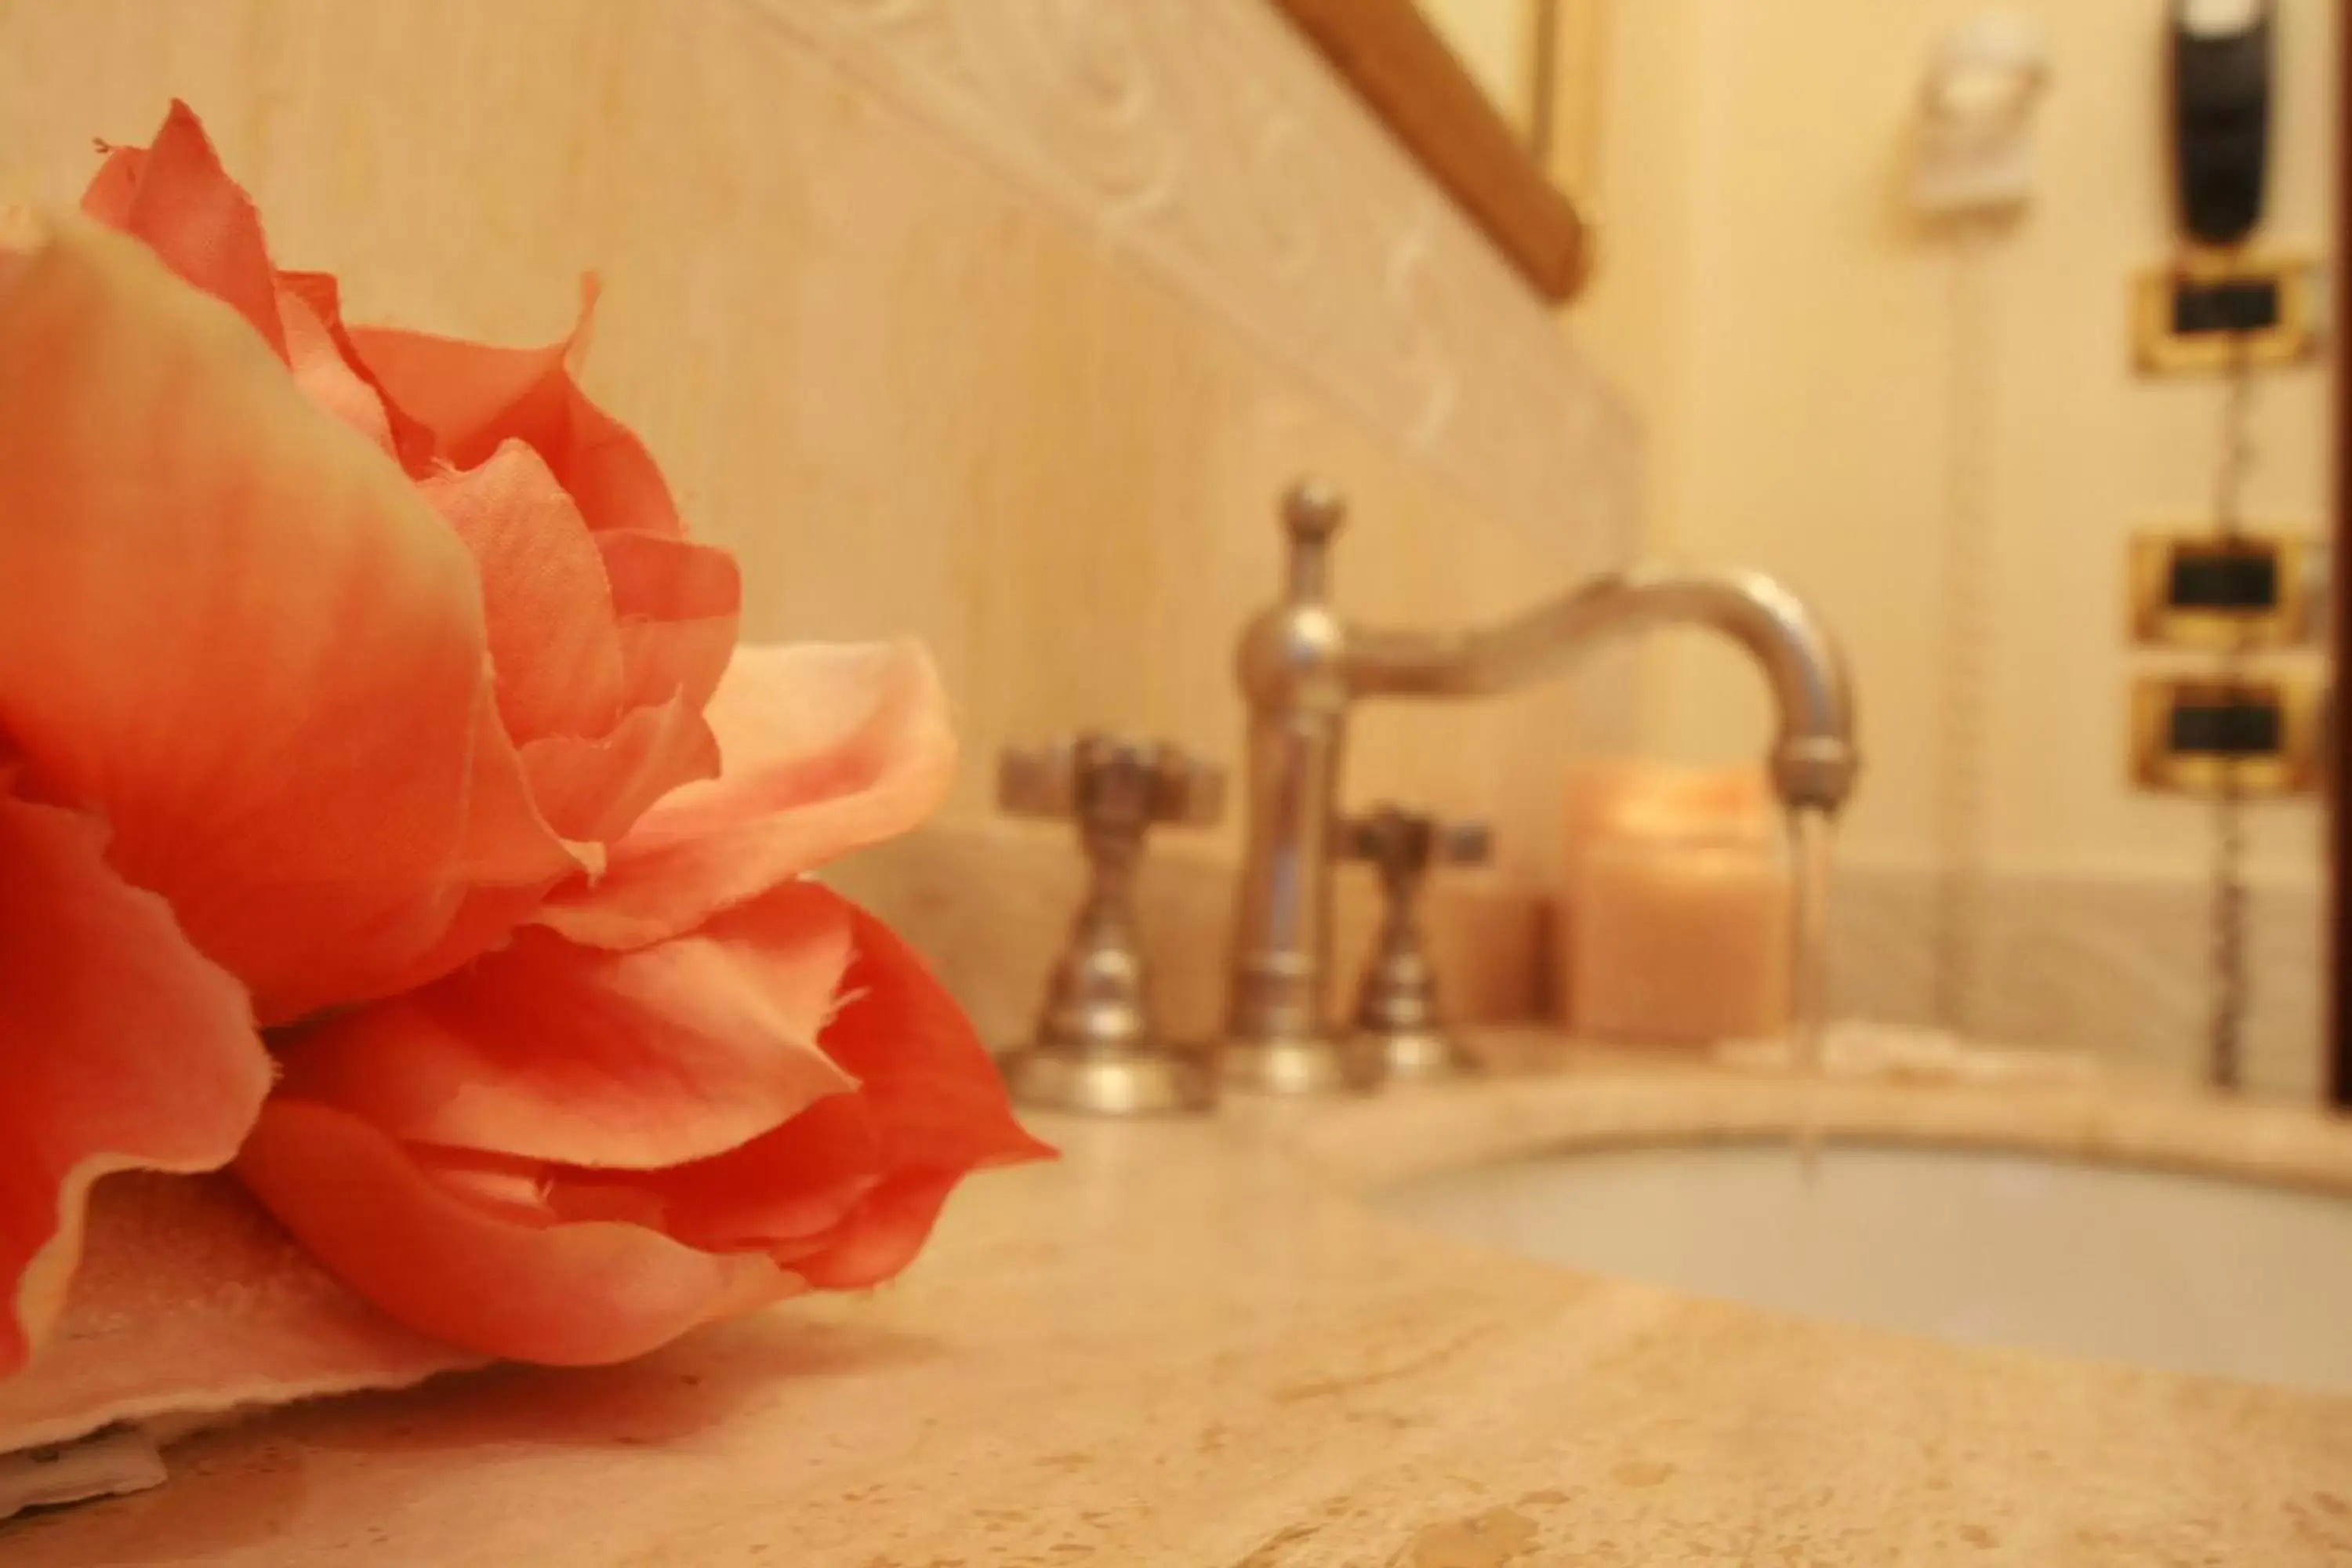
[{"xmin": 2170, "ymin": 0, "xmax": 2274, "ymax": 247}]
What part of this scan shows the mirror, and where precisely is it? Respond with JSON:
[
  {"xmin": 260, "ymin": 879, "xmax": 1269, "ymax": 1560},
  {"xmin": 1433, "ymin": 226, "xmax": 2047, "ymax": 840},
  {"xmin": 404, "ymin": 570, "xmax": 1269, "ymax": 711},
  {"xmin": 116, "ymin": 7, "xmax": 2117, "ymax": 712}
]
[
  {"xmin": 1272, "ymin": 0, "xmax": 1599, "ymax": 301},
  {"xmin": 1420, "ymin": 1, "xmax": 1564, "ymax": 164}
]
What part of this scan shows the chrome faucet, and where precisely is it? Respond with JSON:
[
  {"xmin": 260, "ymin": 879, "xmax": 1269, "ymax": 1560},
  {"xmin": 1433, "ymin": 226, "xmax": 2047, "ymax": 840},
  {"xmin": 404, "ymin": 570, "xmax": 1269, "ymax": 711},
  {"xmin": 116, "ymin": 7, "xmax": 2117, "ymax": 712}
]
[{"xmin": 1221, "ymin": 481, "xmax": 1861, "ymax": 1094}]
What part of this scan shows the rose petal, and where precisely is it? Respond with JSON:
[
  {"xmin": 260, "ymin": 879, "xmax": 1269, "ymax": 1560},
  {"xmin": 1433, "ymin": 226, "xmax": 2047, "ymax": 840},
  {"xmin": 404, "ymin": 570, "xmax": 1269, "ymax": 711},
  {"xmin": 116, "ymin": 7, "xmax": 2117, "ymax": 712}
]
[
  {"xmin": 275, "ymin": 880, "xmax": 857, "ymax": 1170},
  {"xmin": 603, "ymin": 895, "xmax": 1052, "ymax": 1274},
  {"xmin": 236, "ymin": 1102, "xmax": 793, "ymax": 1366},
  {"xmin": 275, "ymin": 271, "xmax": 437, "ymax": 470},
  {"xmin": 533, "ymin": 644, "xmax": 956, "ymax": 949},
  {"xmin": 82, "ymin": 108, "xmax": 437, "ymax": 473},
  {"xmin": 409, "ymin": 1150, "xmax": 566, "ymax": 1228},
  {"xmin": 348, "ymin": 327, "xmax": 563, "ymax": 456},
  {"xmin": 274, "ymin": 281, "xmax": 392, "ymax": 454},
  {"xmin": 351, "ymin": 299, "xmax": 687, "ymax": 539},
  {"xmin": 628, "ymin": 1094, "xmax": 879, "ymax": 1255},
  {"xmin": 818, "ymin": 898, "xmax": 1057, "ymax": 1173},
  {"xmin": 598, "ymin": 531, "xmax": 741, "ymax": 712},
  {"xmin": 337, "ymin": 706, "xmax": 613, "ymax": 1009},
  {"xmin": 355, "ymin": 883, "xmax": 571, "ymax": 1010},
  {"xmin": 80, "ymin": 101, "xmax": 285, "ymax": 358},
  {"xmin": 517, "ymin": 696, "xmax": 722, "ymax": 847},
  {"xmin": 419, "ymin": 441, "xmax": 626, "ymax": 748},
  {"xmin": 0, "ymin": 213, "xmax": 577, "ymax": 1021},
  {"xmin": 791, "ymin": 1173, "xmax": 964, "ymax": 1290},
  {"xmin": 615, "ymin": 618, "xmax": 737, "ymax": 716},
  {"xmin": 416, "ymin": 449, "xmax": 734, "ymax": 846},
  {"xmin": 0, "ymin": 786, "xmax": 269, "ymax": 1376}
]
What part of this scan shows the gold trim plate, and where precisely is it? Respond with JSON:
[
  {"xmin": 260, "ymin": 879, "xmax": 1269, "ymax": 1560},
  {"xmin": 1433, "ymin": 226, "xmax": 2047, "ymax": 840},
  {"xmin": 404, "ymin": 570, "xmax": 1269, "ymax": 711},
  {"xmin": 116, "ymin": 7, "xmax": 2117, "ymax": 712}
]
[
  {"xmin": 2129, "ymin": 673, "xmax": 2319, "ymax": 796},
  {"xmin": 2132, "ymin": 251, "xmax": 2320, "ymax": 374},
  {"xmin": 2128, "ymin": 530, "xmax": 2314, "ymax": 649}
]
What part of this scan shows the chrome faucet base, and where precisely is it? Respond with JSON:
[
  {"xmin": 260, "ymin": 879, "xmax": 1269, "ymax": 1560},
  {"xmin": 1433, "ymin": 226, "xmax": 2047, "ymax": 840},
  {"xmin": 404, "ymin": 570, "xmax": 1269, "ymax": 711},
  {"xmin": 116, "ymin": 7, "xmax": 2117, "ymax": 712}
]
[
  {"xmin": 1220, "ymin": 1034, "xmax": 1385, "ymax": 1095},
  {"xmin": 1364, "ymin": 1026, "xmax": 1472, "ymax": 1082},
  {"xmin": 997, "ymin": 733, "xmax": 1227, "ymax": 1118},
  {"xmin": 1004, "ymin": 1044, "xmax": 1218, "ymax": 1116}
]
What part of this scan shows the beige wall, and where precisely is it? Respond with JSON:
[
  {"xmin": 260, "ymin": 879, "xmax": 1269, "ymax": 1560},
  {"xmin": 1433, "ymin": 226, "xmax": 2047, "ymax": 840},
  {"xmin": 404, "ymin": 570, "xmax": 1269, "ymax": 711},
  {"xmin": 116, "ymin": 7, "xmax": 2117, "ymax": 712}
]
[
  {"xmin": 0, "ymin": 0, "xmax": 1636, "ymax": 1040},
  {"xmin": 1570, "ymin": 0, "xmax": 2336, "ymax": 1091},
  {"xmin": 1578, "ymin": 0, "xmax": 2335, "ymax": 887},
  {"xmin": 1571, "ymin": 0, "xmax": 1700, "ymax": 702}
]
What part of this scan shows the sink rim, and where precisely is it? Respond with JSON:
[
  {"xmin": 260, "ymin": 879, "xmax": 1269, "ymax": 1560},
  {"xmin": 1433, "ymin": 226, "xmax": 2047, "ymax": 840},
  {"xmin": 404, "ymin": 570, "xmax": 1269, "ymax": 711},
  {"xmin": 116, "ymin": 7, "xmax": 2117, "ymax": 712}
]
[
  {"xmin": 1374, "ymin": 1124, "xmax": 2352, "ymax": 1205},
  {"xmin": 1270, "ymin": 1047, "xmax": 2352, "ymax": 1207}
]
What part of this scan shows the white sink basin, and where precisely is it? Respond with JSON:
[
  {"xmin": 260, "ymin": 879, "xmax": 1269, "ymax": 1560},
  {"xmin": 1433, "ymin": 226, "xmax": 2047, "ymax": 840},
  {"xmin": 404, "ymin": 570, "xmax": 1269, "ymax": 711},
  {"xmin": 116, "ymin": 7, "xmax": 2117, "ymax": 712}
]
[{"xmin": 1383, "ymin": 1142, "xmax": 2352, "ymax": 1394}]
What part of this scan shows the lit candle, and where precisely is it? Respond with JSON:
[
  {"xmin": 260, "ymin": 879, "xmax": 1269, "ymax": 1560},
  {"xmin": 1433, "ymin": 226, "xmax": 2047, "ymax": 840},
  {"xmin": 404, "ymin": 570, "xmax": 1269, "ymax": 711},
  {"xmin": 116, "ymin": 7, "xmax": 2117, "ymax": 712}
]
[{"xmin": 1558, "ymin": 764, "xmax": 1792, "ymax": 1044}]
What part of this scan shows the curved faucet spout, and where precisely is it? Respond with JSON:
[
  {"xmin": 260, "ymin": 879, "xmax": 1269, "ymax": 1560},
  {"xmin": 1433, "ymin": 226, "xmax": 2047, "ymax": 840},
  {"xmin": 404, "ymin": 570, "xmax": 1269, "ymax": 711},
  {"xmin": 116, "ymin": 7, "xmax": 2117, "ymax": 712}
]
[
  {"xmin": 1346, "ymin": 564, "xmax": 1859, "ymax": 813},
  {"xmin": 1221, "ymin": 483, "xmax": 1864, "ymax": 1097}
]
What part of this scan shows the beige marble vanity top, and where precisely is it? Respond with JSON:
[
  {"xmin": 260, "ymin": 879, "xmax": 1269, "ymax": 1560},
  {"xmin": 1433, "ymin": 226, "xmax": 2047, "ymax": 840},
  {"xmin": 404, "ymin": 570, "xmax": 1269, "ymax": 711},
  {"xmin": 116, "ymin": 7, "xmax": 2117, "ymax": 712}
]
[{"xmin": 12, "ymin": 1041, "xmax": 2352, "ymax": 1566}]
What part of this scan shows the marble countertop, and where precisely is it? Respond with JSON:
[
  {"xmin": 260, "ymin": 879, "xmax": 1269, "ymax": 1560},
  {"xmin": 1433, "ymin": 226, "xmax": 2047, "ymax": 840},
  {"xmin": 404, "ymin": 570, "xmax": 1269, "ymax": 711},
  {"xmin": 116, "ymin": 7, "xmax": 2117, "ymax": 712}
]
[{"xmin": 13, "ymin": 1044, "xmax": 2352, "ymax": 1566}]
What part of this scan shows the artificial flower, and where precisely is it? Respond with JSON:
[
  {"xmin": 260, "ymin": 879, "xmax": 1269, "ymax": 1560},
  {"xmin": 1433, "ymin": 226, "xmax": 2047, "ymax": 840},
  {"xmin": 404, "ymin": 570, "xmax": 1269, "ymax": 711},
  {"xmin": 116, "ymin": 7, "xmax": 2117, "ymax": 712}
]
[{"xmin": 0, "ymin": 103, "xmax": 1045, "ymax": 1388}]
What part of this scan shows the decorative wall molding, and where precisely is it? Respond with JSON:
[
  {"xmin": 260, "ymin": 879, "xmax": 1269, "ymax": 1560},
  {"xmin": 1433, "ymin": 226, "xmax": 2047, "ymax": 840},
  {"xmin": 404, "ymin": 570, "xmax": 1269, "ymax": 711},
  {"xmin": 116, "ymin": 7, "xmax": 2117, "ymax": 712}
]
[
  {"xmin": 738, "ymin": 0, "xmax": 1641, "ymax": 572},
  {"xmin": 1830, "ymin": 862, "xmax": 2325, "ymax": 1101}
]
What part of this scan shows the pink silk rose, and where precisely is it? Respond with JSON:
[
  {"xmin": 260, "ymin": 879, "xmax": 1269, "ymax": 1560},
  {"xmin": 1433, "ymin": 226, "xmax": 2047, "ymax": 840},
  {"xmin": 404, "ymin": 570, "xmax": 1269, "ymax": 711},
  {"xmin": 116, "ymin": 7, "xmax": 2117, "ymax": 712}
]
[{"xmin": 0, "ymin": 104, "xmax": 1047, "ymax": 1377}]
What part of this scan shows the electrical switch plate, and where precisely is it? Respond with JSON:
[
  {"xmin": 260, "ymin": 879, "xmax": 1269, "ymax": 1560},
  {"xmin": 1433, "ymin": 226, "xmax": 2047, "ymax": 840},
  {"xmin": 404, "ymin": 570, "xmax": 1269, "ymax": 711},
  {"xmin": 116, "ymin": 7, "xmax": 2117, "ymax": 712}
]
[
  {"xmin": 2129, "ymin": 529, "xmax": 2315, "ymax": 648},
  {"xmin": 2133, "ymin": 250, "xmax": 2320, "ymax": 372},
  {"xmin": 2129, "ymin": 672, "xmax": 2318, "ymax": 794}
]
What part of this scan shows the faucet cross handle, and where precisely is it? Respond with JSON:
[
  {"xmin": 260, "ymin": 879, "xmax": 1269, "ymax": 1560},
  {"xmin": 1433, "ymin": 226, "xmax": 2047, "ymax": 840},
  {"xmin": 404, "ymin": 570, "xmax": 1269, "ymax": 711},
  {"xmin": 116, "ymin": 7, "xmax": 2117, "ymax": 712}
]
[
  {"xmin": 1341, "ymin": 807, "xmax": 1491, "ymax": 888},
  {"xmin": 1340, "ymin": 804, "xmax": 1490, "ymax": 1083},
  {"xmin": 1000, "ymin": 734, "xmax": 1224, "ymax": 837}
]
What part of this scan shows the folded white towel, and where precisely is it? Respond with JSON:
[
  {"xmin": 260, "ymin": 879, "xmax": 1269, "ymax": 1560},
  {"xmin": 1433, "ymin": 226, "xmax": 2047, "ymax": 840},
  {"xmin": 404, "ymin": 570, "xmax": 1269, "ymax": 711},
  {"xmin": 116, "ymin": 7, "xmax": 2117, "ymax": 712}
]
[
  {"xmin": 0, "ymin": 1425, "xmax": 166, "ymax": 1521},
  {"xmin": 0, "ymin": 1172, "xmax": 480, "ymax": 1514}
]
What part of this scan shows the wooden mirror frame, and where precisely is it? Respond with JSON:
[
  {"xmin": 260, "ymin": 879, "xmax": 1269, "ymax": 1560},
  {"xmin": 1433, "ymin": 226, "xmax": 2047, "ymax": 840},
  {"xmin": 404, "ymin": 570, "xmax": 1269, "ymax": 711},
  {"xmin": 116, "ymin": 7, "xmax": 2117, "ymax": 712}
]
[
  {"xmin": 1271, "ymin": 0, "xmax": 1594, "ymax": 301},
  {"xmin": 2328, "ymin": 5, "xmax": 2349, "ymax": 1108}
]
